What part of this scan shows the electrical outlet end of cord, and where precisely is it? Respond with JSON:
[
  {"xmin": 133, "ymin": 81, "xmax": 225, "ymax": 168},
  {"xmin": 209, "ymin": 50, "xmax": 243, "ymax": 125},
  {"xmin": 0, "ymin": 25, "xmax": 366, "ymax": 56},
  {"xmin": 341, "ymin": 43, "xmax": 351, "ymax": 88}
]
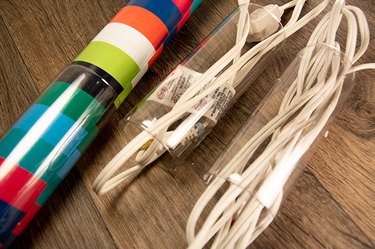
[{"xmin": 248, "ymin": 4, "xmax": 284, "ymax": 42}]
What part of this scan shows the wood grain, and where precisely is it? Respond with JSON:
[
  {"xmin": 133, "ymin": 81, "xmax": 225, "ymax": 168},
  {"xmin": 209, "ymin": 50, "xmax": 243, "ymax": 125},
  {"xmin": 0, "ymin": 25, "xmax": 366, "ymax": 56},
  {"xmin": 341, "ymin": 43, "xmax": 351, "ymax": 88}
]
[{"xmin": 0, "ymin": 0, "xmax": 374, "ymax": 248}]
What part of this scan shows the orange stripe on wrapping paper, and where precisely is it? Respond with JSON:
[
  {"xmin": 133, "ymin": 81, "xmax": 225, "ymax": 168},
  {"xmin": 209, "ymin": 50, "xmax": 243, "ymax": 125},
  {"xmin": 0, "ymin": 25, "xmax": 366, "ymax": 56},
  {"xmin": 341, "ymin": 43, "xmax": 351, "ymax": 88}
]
[
  {"xmin": 148, "ymin": 45, "xmax": 164, "ymax": 67},
  {"xmin": 111, "ymin": 6, "xmax": 169, "ymax": 49}
]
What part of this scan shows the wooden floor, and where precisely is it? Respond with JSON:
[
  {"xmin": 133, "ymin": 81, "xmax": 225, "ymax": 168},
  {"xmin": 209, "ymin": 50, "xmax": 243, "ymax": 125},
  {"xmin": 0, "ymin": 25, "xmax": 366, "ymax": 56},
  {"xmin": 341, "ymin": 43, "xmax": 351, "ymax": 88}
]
[{"xmin": 0, "ymin": 0, "xmax": 374, "ymax": 248}]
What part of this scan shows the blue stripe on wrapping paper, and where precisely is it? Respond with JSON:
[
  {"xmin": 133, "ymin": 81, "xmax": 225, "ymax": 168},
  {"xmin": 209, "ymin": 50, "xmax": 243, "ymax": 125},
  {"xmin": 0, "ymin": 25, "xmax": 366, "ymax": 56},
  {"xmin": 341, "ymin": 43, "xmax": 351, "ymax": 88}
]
[
  {"xmin": 0, "ymin": 200, "xmax": 25, "ymax": 244},
  {"xmin": 163, "ymin": 27, "xmax": 178, "ymax": 46},
  {"xmin": 14, "ymin": 104, "xmax": 88, "ymax": 156},
  {"xmin": 127, "ymin": 0, "xmax": 182, "ymax": 32}
]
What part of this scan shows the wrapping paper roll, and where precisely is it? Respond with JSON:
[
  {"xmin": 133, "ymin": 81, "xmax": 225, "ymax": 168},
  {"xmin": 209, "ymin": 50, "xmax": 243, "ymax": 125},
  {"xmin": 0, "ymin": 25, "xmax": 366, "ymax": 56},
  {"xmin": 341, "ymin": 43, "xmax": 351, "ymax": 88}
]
[
  {"xmin": 75, "ymin": 0, "xmax": 200, "ymax": 107},
  {"xmin": 0, "ymin": 0, "xmax": 201, "ymax": 248}
]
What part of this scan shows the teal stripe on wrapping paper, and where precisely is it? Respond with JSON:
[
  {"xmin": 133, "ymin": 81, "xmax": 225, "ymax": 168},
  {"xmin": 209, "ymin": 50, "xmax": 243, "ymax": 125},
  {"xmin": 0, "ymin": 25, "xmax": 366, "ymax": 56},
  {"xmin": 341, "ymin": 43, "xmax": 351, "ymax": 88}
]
[
  {"xmin": 0, "ymin": 128, "xmax": 60, "ymax": 174},
  {"xmin": 191, "ymin": 0, "xmax": 202, "ymax": 12}
]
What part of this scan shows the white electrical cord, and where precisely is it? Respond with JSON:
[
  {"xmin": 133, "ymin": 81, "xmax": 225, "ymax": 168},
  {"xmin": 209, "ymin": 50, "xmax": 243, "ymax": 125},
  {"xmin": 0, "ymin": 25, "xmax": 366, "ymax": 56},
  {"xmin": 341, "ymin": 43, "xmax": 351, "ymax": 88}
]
[
  {"xmin": 93, "ymin": 1, "xmax": 251, "ymax": 194},
  {"xmin": 93, "ymin": 0, "xmax": 329, "ymax": 195},
  {"xmin": 186, "ymin": 1, "xmax": 375, "ymax": 248}
]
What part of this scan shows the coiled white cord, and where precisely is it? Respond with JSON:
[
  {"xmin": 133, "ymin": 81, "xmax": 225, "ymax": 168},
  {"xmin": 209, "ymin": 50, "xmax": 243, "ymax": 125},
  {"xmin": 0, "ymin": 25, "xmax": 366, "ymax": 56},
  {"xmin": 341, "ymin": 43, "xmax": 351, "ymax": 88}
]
[
  {"xmin": 93, "ymin": 1, "xmax": 251, "ymax": 194},
  {"xmin": 186, "ymin": 1, "xmax": 375, "ymax": 248},
  {"xmin": 93, "ymin": 0, "xmax": 324, "ymax": 195}
]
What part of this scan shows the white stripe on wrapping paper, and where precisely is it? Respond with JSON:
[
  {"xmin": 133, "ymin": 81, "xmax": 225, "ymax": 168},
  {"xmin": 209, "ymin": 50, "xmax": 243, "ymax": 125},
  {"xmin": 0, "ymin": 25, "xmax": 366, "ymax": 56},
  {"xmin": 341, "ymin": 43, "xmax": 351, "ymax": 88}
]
[
  {"xmin": 131, "ymin": 64, "xmax": 148, "ymax": 88},
  {"xmin": 93, "ymin": 23, "xmax": 156, "ymax": 69}
]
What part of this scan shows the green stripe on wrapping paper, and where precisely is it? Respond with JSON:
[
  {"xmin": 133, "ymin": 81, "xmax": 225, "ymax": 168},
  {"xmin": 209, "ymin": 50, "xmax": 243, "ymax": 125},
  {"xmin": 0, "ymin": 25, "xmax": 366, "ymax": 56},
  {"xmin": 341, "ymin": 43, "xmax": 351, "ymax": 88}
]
[
  {"xmin": 77, "ymin": 127, "xmax": 99, "ymax": 153},
  {"xmin": 37, "ymin": 82, "xmax": 106, "ymax": 131},
  {"xmin": 114, "ymin": 88, "xmax": 132, "ymax": 108},
  {"xmin": 74, "ymin": 41, "xmax": 139, "ymax": 107}
]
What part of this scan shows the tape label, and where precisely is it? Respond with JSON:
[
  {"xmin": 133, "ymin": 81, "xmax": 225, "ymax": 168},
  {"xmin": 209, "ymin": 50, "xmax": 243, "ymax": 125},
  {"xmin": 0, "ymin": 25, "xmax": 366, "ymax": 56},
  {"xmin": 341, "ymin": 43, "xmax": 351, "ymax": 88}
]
[
  {"xmin": 193, "ymin": 84, "xmax": 235, "ymax": 122},
  {"xmin": 148, "ymin": 66, "xmax": 235, "ymax": 122}
]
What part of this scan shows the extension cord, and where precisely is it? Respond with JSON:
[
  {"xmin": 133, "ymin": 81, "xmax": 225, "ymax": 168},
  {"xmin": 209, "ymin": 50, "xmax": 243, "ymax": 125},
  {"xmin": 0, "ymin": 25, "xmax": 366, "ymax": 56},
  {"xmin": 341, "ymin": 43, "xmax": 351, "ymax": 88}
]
[
  {"xmin": 93, "ymin": 0, "xmax": 303, "ymax": 195},
  {"xmin": 186, "ymin": 1, "xmax": 375, "ymax": 248}
]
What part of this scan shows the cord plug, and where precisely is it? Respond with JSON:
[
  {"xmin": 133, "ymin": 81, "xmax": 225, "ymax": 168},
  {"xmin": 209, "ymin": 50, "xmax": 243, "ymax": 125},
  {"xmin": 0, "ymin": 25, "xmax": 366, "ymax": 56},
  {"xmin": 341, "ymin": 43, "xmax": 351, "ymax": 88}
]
[
  {"xmin": 256, "ymin": 146, "xmax": 301, "ymax": 209},
  {"xmin": 248, "ymin": 4, "xmax": 284, "ymax": 42}
]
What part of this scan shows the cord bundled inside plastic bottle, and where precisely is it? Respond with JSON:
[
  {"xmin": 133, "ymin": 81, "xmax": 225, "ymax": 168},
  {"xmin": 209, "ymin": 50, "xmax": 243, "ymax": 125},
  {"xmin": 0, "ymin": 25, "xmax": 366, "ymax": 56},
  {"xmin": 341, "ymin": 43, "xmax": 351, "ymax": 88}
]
[
  {"xmin": 93, "ymin": 1, "xmax": 291, "ymax": 194},
  {"xmin": 186, "ymin": 1, "xmax": 375, "ymax": 248}
]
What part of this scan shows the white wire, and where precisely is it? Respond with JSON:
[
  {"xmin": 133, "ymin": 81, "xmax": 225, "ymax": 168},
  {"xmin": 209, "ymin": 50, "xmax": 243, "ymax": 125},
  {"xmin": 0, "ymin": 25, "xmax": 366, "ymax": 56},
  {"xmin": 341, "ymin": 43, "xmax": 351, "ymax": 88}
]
[
  {"xmin": 93, "ymin": 1, "xmax": 251, "ymax": 194},
  {"xmin": 94, "ymin": 0, "xmax": 328, "ymax": 196},
  {"xmin": 90, "ymin": 1, "xmax": 375, "ymax": 247},
  {"xmin": 281, "ymin": 0, "xmax": 297, "ymax": 10},
  {"xmin": 349, "ymin": 63, "xmax": 375, "ymax": 73},
  {"xmin": 186, "ymin": 1, "xmax": 375, "ymax": 248}
]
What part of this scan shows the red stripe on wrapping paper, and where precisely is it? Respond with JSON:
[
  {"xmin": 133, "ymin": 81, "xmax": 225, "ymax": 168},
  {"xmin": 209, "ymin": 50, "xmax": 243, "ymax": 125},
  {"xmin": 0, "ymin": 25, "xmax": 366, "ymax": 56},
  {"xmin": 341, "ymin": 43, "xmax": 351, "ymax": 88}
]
[
  {"xmin": 148, "ymin": 45, "xmax": 164, "ymax": 67},
  {"xmin": 0, "ymin": 157, "xmax": 47, "ymax": 212},
  {"xmin": 111, "ymin": 6, "xmax": 169, "ymax": 49},
  {"xmin": 178, "ymin": 9, "xmax": 192, "ymax": 31},
  {"xmin": 172, "ymin": 0, "xmax": 194, "ymax": 14},
  {"xmin": 12, "ymin": 202, "xmax": 42, "ymax": 236}
]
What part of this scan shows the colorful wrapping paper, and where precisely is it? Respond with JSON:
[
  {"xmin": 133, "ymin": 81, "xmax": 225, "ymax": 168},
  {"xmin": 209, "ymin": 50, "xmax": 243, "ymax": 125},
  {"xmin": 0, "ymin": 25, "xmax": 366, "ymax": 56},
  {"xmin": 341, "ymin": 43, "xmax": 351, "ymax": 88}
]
[
  {"xmin": 76, "ymin": 0, "xmax": 200, "ymax": 107},
  {"xmin": 0, "ymin": 0, "xmax": 201, "ymax": 247}
]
